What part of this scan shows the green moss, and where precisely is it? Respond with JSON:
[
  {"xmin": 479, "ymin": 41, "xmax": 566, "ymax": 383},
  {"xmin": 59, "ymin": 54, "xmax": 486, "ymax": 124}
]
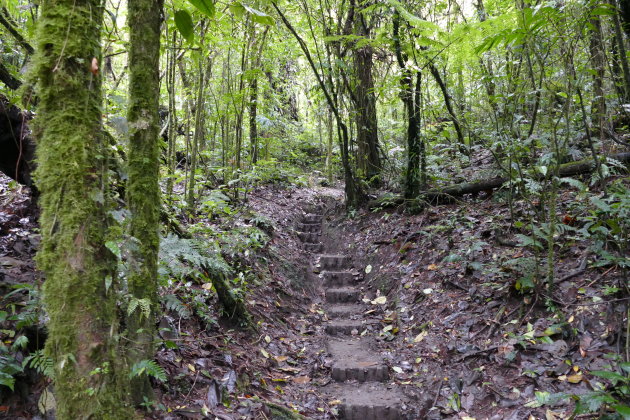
[
  {"xmin": 125, "ymin": 0, "xmax": 163, "ymax": 404},
  {"xmin": 29, "ymin": 0, "xmax": 133, "ymax": 417}
]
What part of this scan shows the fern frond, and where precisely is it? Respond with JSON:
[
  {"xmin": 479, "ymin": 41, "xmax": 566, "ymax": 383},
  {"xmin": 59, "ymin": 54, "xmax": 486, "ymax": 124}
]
[
  {"xmin": 163, "ymin": 294, "xmax": 192, "ymax": 319},
  {"xmin": 23, "ymin": 350, "xmax": 54, "ymax": 378},
  {"xmin": 129, "ymin": 359, "xmax": 166, "ymax": 382}
]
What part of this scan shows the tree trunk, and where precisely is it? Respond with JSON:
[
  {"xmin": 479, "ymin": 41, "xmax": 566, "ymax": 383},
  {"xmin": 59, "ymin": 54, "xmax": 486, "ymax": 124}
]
[
  {"xmin": 187, "ymin": 58, "xmax": 209, "ymax": 212},
  {"xmin": 0, "ymin": 95, "xmax": 34, "ymax": 186},
  {"xmin": 249, "ymin": 76, "xmax": 259, "ymax": 164},
  {"xmin": 126, "ymin": 0, "xmax": 163, "ymax": 404},
  {"xmin": 394, "ymin": 12, "xmax": 424, "ymax": 198},
  {"xmin": 612, "ymin": 0, "xmax": 630, "ymax": 102},
  {"xmin": 351, "ymin": 2, "xmax": 381, "ymax": 184},
  {"xmin": 30, "ymin": 0, "xmax": 133, "ymax": 417},
  {"xmin": 589, "ymin": 14, "xmax": 606, "ymax": 140}
]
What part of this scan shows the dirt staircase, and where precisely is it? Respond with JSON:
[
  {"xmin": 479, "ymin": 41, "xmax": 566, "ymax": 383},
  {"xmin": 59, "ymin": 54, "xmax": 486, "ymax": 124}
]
[{"xmin": 296, "ymin": 211, "xmax": 410, "ymax": 419}]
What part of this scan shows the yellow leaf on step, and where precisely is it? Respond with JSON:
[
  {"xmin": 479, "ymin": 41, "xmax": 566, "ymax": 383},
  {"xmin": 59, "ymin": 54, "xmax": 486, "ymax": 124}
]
[{"xmin": 371, "ymin": 296, "xmax": 387, "ymax": 305}]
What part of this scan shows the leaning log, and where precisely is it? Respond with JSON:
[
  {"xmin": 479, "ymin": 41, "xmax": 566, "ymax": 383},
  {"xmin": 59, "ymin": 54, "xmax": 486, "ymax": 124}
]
[
  {"xmin": 0, "ymin": 94, "xmax": 35, "ymax": 186},
  {"xmin": 369, "ymin": 152, "xmax": 630, "ymax": 209}
]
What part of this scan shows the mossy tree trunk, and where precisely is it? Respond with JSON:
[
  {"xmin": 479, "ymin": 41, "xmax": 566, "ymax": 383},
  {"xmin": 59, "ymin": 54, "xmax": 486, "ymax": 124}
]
[
  {"xmin": 30, "ymin": 0, "xmax": 133, "ymax": 417},
  {"xmin": 126, "ymin": 0, "xmax": 163, "ymax": 404}
]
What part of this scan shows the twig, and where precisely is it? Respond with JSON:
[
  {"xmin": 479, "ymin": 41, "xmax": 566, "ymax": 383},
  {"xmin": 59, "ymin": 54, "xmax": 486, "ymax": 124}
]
[
  {"xmin": 182, "ymin": 370, "xmax": 199, "ymax": 402},
  {"xmin": 432, "ymin": 379, "xmax": 443, "ymax": 408},
  {"xmin": 586, "ymin": 266, "xmax": 616, "ymax": 288}
]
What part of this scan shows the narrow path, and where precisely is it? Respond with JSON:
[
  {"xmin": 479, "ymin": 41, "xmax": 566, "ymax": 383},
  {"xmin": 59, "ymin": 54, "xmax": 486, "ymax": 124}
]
[{"xmin": 296, "ymin": 211, "xmax": 411, "ymax": 419}]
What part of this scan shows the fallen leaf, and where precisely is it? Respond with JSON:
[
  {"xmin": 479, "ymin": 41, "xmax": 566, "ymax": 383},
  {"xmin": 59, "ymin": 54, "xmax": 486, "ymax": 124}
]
[
  {"xmin": 567, "ymin": 373, "xmax": 582, "ymax": 384},
  {"xmin": 365, "ymin": 264, "xmax": 372, "ymax": 274},
  {"xmin": 371, "ymin": 296, "xmax": 387, "ymax": 305},
  {"xmin": 392, "ymin": 366, "xmax": 403, "ymax": 374},
  {"xmin": 414, "ymin": 331, "xmax": 428, "ymax": 343},
  {"xmin": 427, "ymin": 264, "xmax": 439, "ymax": 270},
  {"xmin": 292, "ymin": 376, "xmax": 311, "ymax": 384},
  {"xmin": 261, "ymin": 349, "xmax": 270, "ymax": 358}
]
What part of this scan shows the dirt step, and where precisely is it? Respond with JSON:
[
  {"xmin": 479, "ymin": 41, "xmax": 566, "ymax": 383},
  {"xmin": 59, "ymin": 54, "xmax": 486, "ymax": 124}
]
[
  {"xmin": 297, "ymin": 223, "xmax": 321, "ymax": 233},
  {"xmin": 326, "ymin": 304, "xmax": 364, "ymax": 318},
  {"xmin": 324, "ymin": 382, "xmax": 408, "ymax": 420},
  {"xmin": 303, "ymin": 214, "xmax": 323, "ymax": 223},
  {"xmin": 321, "ymin": 271, "xmax": 356, "ymax": 287},
  {"xmin": 297, "ymin": 232, "xmax": 320, "ymax": 243},
  {"xmin": 319, "ymin": 254, "xmax": 351, "ymax": 270},
  {"xmin": 304, "ymin": 243, "xmax": 323, "ymax": 253},
  {"xmin": 328, "ymin": 338, "xmax": 389, "ymax": 382},
  {"xmin": 326, "ymin": 287, "xmax": 360, "ymax": 304},
  {"xmin": 326, "ymin": 319, "xmax": 376, "ymax": 335}
]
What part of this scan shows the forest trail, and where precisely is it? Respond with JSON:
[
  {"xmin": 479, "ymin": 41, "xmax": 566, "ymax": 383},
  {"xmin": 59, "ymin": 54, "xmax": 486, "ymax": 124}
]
[{"xmin": 296, "ymin": 211, "xmax": 409, "ymax": 419}]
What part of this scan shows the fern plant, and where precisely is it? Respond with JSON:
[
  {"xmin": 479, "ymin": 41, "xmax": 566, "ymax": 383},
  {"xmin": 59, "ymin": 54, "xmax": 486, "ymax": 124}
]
[
  {"xmin": 129, "ymin": 359, "xmax": 167, "ymax": 382},
  {"xmin": 23, "ymin": 349, "xmax": 54, "ymax": 378}
]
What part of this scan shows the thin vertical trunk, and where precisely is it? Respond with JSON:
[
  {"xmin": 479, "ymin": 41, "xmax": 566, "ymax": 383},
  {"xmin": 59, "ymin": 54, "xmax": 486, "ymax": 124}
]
[
  {"xmin": 327, "ymin": 110, "xmax": 334, "ymax": 183},
  {"xmin": 187, "ymin": 59, "xmax": 210, "ymax": 211},
  {"xmin": 126, "ymin": 0, "xmax": 163, "ymax": 403},
  {"xmin": 589, "ymin": 15, "xmax": 606, "ymax": 140},
  {"xmin": 31, "ymin": 0, "xmax": 133, "ymax": 417},
  {"xmin": 394, "ymin": 12, "xmax": 424, "ymax": 198},
  {"xmin": 612, "ymin": 0, "xmax": 630, "ymax": 102},
  {"xmin": 166, "ymin": 31, "xmax": 177, "ymax": 197},
  {"xmin": 249, "ymin": 76, "xmax": 259, "ymax": 164}
]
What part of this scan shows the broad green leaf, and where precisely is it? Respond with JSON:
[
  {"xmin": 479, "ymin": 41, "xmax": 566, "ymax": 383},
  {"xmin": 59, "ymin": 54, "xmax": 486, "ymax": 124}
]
[
  {"xmin": 230, "ymin": 2, "xmax": 274, "ymax": 25},
  {"xmin": 229, "ymin": 2, "xmax": 245, "ymax": 18},
  {"xmin": 188, "ymin": 0, "xmax": 214, "ymax": 18},
  {"xmin": 613, "ymin": 404, "xmax": 630, "ymax": 419},
  {"xmin": 175, "ymin": 10, "xmax": 194, "ymax": 43}
]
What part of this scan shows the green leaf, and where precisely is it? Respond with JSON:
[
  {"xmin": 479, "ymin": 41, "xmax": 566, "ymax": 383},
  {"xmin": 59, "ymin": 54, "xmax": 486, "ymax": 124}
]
[
  {"xmin": 590, "ymin": 370, "xmax": 628, "ymax": 384},
  {"xmin": 188, "ymin": 0, "xmax": 214, "ymax": 17},
  {"xmin": 230, "ymin": 2, "xmax": 274, "ymax": 25},
  {"xmin": 0, "ymin": 372, "xmax": 16, "ymax": 391},
  {"xmin": 175, "ymin": 10, "xmax": 195, "ymax": 43},
  {"xmin": 614, "ymin": 405, "xmax": 630, "ymax": 419},
  {"xmin": 229, "ymin": 2, "xmax": 245, "ymax": 18}
]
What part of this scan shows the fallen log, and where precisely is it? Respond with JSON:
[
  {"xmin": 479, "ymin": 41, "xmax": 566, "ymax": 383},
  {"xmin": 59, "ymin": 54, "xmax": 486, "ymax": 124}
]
[
  {"xmin": 0, "ymin": 94, "xmax": 35, "ymax": 186},
  {"xmin": 369, "ymin": 152, "xmax": 630, "ymax": 209}
]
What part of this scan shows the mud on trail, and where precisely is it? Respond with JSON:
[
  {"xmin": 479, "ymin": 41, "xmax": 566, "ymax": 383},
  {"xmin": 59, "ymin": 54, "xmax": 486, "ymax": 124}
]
[{"xmin": 0, "ymin": 180, "xmax": 626, "ymax": 419}]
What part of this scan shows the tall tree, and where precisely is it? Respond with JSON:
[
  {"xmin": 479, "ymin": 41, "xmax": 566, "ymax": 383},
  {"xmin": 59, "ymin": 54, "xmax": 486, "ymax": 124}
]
[
  {"xmin": 29, "ymin": 0, "xmax": 133, "ymax": 417},
  {"xmin": 349, "ymin": 0, "xmax": 381, "ymax": 184},
  {"xmin": 126, "ymin": 0, "xmax": 163, "ymax": 404},
  {"xmin": 393, "ymin": 11, "xmax": 425, "ymax": 199}
]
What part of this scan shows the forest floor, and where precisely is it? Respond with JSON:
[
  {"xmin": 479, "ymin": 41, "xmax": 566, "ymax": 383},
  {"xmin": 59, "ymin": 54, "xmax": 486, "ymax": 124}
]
[{"xmin": 0, "ymin": 175, "xmax": 627, "ymax": 419}]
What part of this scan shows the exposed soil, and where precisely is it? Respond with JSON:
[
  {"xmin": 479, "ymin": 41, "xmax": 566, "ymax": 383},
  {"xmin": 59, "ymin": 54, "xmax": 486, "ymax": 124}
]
[{"xmin": 0, "ymin": 178, "xmax": 627, "ymax": 419}]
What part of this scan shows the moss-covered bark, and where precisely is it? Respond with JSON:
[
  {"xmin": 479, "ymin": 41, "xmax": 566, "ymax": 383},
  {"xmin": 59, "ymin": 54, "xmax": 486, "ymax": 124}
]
[
  {"xmin": 29, "ymin": 0, "xmax": 133, "ymax": 417},
  {"xmin": 126, "ymin": 0, "xmax": 163, "ymax": 404}
]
